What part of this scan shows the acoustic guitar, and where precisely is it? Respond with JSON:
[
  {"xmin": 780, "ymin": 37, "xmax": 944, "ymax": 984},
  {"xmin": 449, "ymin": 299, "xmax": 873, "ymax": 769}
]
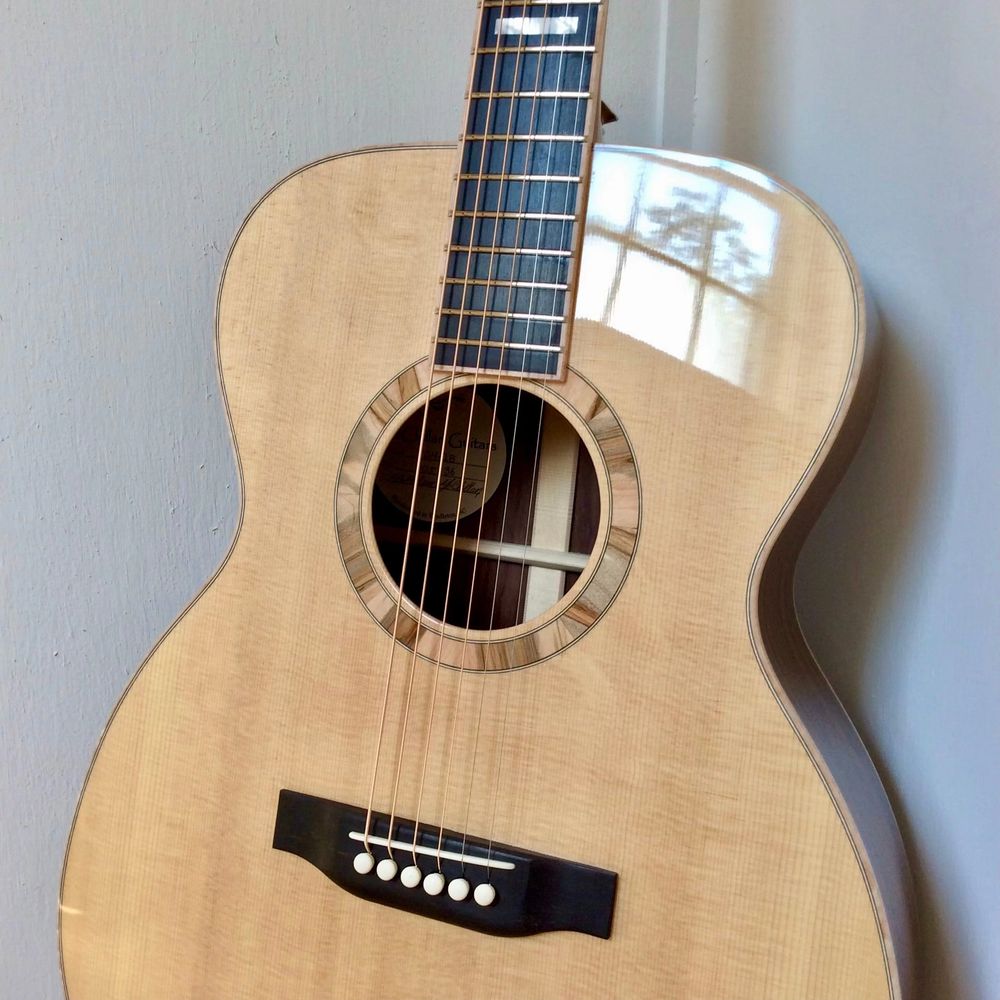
[{"xmin": 60, "ymin": 2, "xmax": 915, "ymax": 997}]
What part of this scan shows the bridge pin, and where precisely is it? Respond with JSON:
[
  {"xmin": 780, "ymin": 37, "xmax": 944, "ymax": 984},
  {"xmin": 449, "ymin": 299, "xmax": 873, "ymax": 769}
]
[
  {"xmin": 473, "ymin": 883, "xmax": 497, "ymax": 907},
  {"xmin": 400, "ymin": 865, "xmax": 422, "ymax": 888},
  {"xmin": 376, "ymin": 858, "xmax": 398, "ymax": 881},
  {"xmin": 447, "ymin": 877, "xmax": 470, "ymax": 902},
  {"xmin": 423, "ymin": 872, "xmax": 446, "ymax": 896},
  {"xmin": 352, "ymin": 852, "xmax": 375, "ymax": 875}
]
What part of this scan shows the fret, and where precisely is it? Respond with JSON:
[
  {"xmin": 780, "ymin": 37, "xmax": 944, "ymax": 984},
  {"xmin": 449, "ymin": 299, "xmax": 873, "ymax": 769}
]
[
  {"xmin": 453, "ymin": 211, "xmax": 577, "ymax": 222},
  {"xmin": 476, "ymin": 45, "xmax": 596, "ymax": 54},
  {"xmin": 451, "ymin": 214, "xmax": 575, "ymax": 251},
  {"xmin": 456, "ymin": 178, "xmax": 580, "ymax": 215},
  {"xmin": 448, "ymin": 249, "xmax": 570, "ymax": 285},
  {"xmin": 456, "ymin": 182, "xmax": 580, "ymax": 217},
  {"xmin": 442, "ymin": 281, "xmax": 564, "ymax": 316},
  {"xmin": 468, "ymin": 91, "xmax": 591, "ymax": 99},
  {"xmin": 449, "ymin": 245, "xmax": 572, "ymax": 258},
  {"xmin": 458, "ymin": 173, "xmax": 581, "ymax": 182},
  {"xmin": 456, "ymin": 174, "xmax": 583, "ymax": 184},
  {"xmin": 436, "ymin": 342, "xmax": 562, "ymax": 378},
  {"xmin": 463, "ymin": 133, "xmax": 585, "ymax": 142},
  {"xmin": 437, "ymin": 339, "xmax": 563, "ymax": 354},
  {"xmin": 438, "ymin": 315, "xmax": 564, "ymax": 350},
  {"xmin": 444, "ymin": 278, "xmax": 569, "ymax": 291},
  {"xmin": 441, "ymin": 309, "xmax": 566, "ymax": 323},
  {"xmin": 481, "ymin": 1, "xmax": 601, "ymax": 6},
  {"xmin": 462, "ymin": 139, "xmax": 584, "ymax": 176},
  {"xmin": 473, "ymin": 51, "xmax": 594, "ymax": 93},
  {"xmin": 467, "ymin": 96, "xmax": 588, "ymax": 136},
  {"xmin": 482, "ymin": 1, "xmax": 601, "ymax": 6}
]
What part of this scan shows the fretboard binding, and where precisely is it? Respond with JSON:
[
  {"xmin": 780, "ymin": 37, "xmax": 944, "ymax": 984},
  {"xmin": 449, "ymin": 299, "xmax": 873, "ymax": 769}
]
[
  {"xmin": 450, "ymin": 245, "xmax": 573, "ymax": 257},
  {"xmin": 458, "ymin": 173, "xmax": 581, "ymax": 182},
  {"xmin": 468, "ymin": 91, "xmax": 590, "ymax": 99},
  {"xmin": 476, "ymin": 45, "xmax": 596, "ymax": 53},
  {"xmin": 437, "ymin": 338, "xmax": 563, "ymax": 354},
  {"xmin": 440, "ymin": 309, "xmax": 566, "ymax": 322},
  {"xmin": 443, "ymin": 278, "xmax": 569, "ymax": 291},
  {"xmin": 453, "ymin": 210, "xmax": 577, "ymax": 222},
  {"xmin": 464, "ymin": 133, "xmax": 586, "ymax": 142}
]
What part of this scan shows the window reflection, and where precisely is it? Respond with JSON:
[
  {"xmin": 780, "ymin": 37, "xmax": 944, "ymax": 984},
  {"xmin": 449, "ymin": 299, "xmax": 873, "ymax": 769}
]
[{"xmin": 577, "ymin": 150, "xmax": 780, "ymax": 391}]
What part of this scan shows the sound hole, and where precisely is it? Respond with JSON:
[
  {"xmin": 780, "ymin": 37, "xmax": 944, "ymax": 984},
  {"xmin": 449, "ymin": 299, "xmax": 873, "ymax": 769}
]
[{"xmin": 372, "ymin": 385, "xmax": 599, "ymax": 630}]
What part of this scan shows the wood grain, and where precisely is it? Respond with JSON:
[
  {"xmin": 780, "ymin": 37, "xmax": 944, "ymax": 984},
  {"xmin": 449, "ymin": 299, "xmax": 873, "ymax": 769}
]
[{"xmin": 60, "ymin": 145, "xmax": 914, "ymax": 999}]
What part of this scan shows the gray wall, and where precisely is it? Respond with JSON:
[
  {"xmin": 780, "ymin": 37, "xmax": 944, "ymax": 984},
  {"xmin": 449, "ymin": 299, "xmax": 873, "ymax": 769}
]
[{"xmin": 1, "ymin": 2, "xmax": 996, "ymax": 998}]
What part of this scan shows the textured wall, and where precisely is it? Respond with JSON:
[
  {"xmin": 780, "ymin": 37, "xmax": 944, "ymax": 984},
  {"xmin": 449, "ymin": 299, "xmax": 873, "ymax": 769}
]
[
  {"xmin": 690, "ymin": 2, "xmax": 1000, "ymax": 998},
  {"xmin": 0, "ymin": 2, "xmax": 663, "ymax": 997}
]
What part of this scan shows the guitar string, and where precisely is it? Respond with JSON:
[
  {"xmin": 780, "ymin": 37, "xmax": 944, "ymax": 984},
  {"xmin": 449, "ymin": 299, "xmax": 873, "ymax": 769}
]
[
  {"xmin": 358, "ymin": 0, "xmax": 511, "ymax": 862},
  {"xmin": 482, "ymin": 1, "xmax": 598, "ymax": 879},
  {"xmin": 433, "ymin": 16, "xmax": 555, "ymax": 873},
  {"xmin": 404, "ymin": 0, "xmax": 533, "ymax": 873},
  {"xmin": 454, "ymin": 3, "xmax": 586, "ymax": 871}
]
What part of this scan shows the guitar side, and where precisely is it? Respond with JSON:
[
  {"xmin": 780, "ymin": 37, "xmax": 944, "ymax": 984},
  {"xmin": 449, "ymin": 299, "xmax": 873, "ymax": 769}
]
[{"xmin": 60, "ymin": 144, "xmax": 914, "ymax": 999}]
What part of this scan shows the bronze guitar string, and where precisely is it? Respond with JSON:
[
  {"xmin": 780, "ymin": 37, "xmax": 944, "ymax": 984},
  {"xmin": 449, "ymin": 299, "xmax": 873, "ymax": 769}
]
[
  {"xmin": 380, "ymin": 0, "xmax": 529, "ymax": 873},
  {"xmin": 479, "ymin": 0, "xmax": 600, "ymax": 882},
  {"xmin": 457, "ymin": 0, "xmax": 600, "ymax": 883},
  {"xmin": 403, "ymin": 0, "xmax": 536, "ymax": 873},
  {"xmin": 359, "ymin": 0, "xmax": 516, "ymax": 864}
]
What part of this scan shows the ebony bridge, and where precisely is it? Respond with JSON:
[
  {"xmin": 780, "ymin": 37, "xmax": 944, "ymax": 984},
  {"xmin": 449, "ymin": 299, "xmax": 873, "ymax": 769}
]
[{"xmin": 273, "ymin": 789, "xmax": 617, "ymax": 938}]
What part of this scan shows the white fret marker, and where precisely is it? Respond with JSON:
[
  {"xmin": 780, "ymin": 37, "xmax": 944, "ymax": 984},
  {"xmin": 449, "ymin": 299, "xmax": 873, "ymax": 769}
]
[{"xmin": 496, "ymin": 16, "xmax": 579, "ymax": 37}]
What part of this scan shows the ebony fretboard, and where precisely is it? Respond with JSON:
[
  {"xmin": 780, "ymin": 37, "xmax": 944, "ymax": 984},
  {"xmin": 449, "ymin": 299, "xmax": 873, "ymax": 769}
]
[{"xmin": 434, "ymin": 1, "xmax": 606, "ymax": 380}]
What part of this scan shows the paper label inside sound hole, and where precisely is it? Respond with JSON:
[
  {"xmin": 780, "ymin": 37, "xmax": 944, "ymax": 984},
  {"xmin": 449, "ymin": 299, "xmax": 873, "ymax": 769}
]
[{"xmin": 376, "ymin": 393, "xmax": 508, "ymax": 523}]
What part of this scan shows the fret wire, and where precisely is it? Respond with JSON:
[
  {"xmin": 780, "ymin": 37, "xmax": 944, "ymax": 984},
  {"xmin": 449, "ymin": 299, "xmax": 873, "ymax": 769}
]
[
  {"xmin": 437, "ymin": 338, "xmax": 564, "ymax": 354},
  {"xmin": 453, "ymin": 210, "xmax": 577, "ymax": 221},
  {"xmin": 463, "ymin": 133, "xmax": 586, "ymax": 141},
  {"xmin": 449, "ymin": 245, "xmax": 573, "ymax": 257},
  {"xmin": 443, "ymin": 278, "xmax": 569, "ymax": 290},
  {"xmin": 440, "ymin": 309, "xmax": 566, "ymax": 322},
  {"xmin": 481, "ymin": 0, "xmax": 601, "ymax": 5},
  {"xmin": 458, "ymin": 173, "xmax": 581, "ymax": 182},
  {"xmin": 468, "ymin": 91, "xmax": 590, "ymax": 99},
  {"xmin": 476, "ymin": 45, "xmax": 596, "ymax": 53}
]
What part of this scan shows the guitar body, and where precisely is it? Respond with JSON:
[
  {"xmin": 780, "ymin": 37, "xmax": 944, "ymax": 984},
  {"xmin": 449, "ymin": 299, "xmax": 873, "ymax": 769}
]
[{"xmin": 60, "ymin": 145, "xmax": 912, "ymax": 999}]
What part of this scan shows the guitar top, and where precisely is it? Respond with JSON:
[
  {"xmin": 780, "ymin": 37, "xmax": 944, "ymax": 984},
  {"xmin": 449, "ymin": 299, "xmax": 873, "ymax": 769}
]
[{"xmin": 60, "ymin": 3, "xmax": 914, "ymax": 998}]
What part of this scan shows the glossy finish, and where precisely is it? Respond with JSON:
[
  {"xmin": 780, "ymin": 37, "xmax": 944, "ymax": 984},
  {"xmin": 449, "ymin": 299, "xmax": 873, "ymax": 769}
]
[{"xmin": 60, "ymin": 145, "xmax": 913, "ymax": 1000}]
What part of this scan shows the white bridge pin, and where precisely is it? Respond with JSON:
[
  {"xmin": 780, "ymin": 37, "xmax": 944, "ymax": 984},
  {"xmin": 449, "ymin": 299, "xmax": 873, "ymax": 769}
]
[
  {"xmin": 376, "ymin": 858, "xmax": 398, "ymax": 881},
  {"xmin": 400, "ymin": 865, "xmax": 422, "ymax": 888},
  {"xmin": 447, "ymin": 877, "xmax": 470, "ymax": 902},
  {"xmin": 423, "ymin": 872, "xmax": 446, "ymax": 896},
  {"xmin": 353, "ymin": 852, "xmax": 375, "ymax": 875},
  {"xmin": 474, "ymin": 883, "xmax": 497, "ymax": 907}
]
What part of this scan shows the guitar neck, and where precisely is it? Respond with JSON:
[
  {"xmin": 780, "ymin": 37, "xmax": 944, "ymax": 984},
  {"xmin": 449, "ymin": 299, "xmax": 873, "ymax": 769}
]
[{"xmin": 434, "ymin": 1, "xmax": 608, "ymax": 381}]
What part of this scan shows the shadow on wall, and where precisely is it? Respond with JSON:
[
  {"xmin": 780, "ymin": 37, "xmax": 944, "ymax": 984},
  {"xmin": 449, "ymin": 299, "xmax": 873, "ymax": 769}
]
[{"xmin": 795, "ymin": 311, "xmax": 969, "ymax": 1000}]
